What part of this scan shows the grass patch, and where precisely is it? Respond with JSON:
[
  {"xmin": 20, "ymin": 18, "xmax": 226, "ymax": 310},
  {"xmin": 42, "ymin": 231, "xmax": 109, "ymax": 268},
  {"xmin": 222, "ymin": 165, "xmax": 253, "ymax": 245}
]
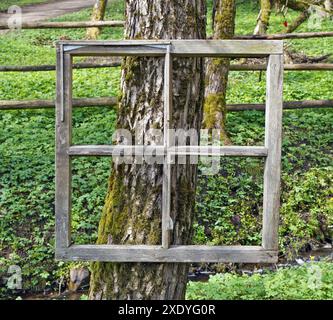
[{"xmin": 186, "ymin": 262, "xmax": 333, "ymax": 300}]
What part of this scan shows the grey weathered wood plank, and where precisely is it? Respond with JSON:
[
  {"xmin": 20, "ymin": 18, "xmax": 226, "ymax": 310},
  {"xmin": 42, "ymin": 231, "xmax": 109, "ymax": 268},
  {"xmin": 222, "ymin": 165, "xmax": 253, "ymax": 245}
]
[
  {"xmin": 54, "ymin": 40, "xmax": 284, "ymax": 263},
  {"xmin": 162, "ymin": 47, "xmax": 173, "ymax": 249},
  {"xmin": 55, "ymin": 49, "xmax": 73, "ymax": 251},
  {"xmin": 59, "ymin": 40, "xmax": 283, "ymax": 57},
  {"xmin": 68, "ymin": 145, "xmax": 166, "ymax": 156},
  {"xmin": 169, "ymin": 146, "xmax": 268, "ymax": 157},
  {"xmin": 69, "ymin": 45, "xmax": 169, "ymax": 57},
  {"xmin": 58, "ymin": 40, "xmax": 173, "ymax": 46},
  {"xmin": 68, "ymin": 146, "xmax": 268, "ymax": 157},
  {"xmin": 56, "ymin": 245, "xmax": 278, "ymax": 263},
  {"xmin": 171, "ymin": 40, "xmax": 283, "ymax": 57},
  {"xmin": 262, "ymin": 54, "xmax": 284, "ymax": 250}
]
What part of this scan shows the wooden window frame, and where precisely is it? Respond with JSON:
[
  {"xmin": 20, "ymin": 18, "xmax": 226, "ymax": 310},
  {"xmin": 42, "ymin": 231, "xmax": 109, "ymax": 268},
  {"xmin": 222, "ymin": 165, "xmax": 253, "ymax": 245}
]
[{"xmin": 55, "ymin": 40, "xmax": 283, "ymax": 263}]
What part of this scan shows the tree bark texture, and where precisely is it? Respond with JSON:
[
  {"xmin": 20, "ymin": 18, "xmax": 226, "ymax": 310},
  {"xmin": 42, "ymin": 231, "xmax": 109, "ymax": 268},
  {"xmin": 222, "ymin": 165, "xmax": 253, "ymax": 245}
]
[
  {"xmin": 254, "ymin": 0, "xmax": 272, "ymax": 35},
  {"xmin": 86, "ymin": 0, "xmax": 108, "ymax": 40},
  {"xmin": 204, "ymin": 0, "xmax": 236, "ymax": 145},
  {"xmin": 89, "ymin": 0, "xmax": 206, "ymax": 300}
]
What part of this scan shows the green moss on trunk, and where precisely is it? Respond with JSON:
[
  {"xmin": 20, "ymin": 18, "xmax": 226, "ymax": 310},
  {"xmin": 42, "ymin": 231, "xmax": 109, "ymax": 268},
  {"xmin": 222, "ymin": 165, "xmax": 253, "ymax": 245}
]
[{"xmin": 204, "ymin": 0, "xmax": 235, "ymax": 145}]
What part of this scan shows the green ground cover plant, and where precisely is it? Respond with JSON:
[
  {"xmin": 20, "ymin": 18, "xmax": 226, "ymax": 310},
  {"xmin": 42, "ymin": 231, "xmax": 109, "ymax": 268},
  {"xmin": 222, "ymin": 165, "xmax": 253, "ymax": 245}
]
[{"xmin": 186, "ymin": 261, "xmax": 333, "ymax": 300}]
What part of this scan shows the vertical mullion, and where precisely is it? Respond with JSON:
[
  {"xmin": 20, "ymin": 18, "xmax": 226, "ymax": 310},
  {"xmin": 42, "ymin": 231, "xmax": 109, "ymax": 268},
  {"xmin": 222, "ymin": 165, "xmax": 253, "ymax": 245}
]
[
  {"xmin": 55, "ymin": 48, "xmax": 73, "ymax": 252},
  {"xmin": 162, "ymin": 46, "xmax": 173, "ymax": 249},
  {"xmin": 262, "ymin": 54, "xmax": 283, "ymax": 250}
]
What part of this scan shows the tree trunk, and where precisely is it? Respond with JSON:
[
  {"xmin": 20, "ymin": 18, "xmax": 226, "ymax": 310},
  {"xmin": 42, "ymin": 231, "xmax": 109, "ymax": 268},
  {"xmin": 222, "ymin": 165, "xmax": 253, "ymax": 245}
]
[
  {"xmin": 86, "ymin": 0, "xmax": 108, "ymax": 40},
  {"xmin": 204, "ymin": 0, "xmax": 236, "ymax": 145},
  {"xmin": 285, "ymin": 9, "xmax": 310, "ymax": 33},
  {"xmin": 254, "ymin": 0, "xmax": 272, "ymax": 35},
  {"xmin": 89, "ymin": 0, "xmax": 206, "ymax": 300}
]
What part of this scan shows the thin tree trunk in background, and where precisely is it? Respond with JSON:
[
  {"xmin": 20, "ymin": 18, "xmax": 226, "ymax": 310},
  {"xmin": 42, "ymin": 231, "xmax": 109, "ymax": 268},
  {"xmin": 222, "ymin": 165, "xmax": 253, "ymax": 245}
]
[
  {"xmin": 254, "ymin": 0, "xmax": 272, "ymax": 35},
  {"xmin": 212, "ymin": 0, "xmax": 217, "ymax": 30},
  {"xmin": 283, "ymin": 0, "xmax": 310, "ymax": 34},
  {"xmin": 204, "ymin": 0, "xmax": 236, "ymax": 145},
  {"xmin": 86, "ymin": 0, "xmax": 108, "ymax": 40},
  {"xmin": 285, "ymin": 9, "xmax": 310, "ymax": 33},
  {"xmin": 89, "ymin": 0, "xmax": 206, "ymax": 300}
]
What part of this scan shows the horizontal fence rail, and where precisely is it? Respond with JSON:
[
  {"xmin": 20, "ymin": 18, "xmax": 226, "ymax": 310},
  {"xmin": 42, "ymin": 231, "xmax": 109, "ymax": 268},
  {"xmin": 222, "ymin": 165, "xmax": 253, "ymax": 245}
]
[
  {"xmin": 0, "ymin": 19, "xmax": 331, "ymax": 40},
  {"xmin": 1, "ymin": 63, "xmax": 333, "ymax": 72},
  {"xmin": 227, "ymin": 100, "xmax": 333, "ymax": 111},
  {"xmin": 1, "ymin": 98, "xmax": 332, "ymax": 111},
  {"xmin": 234, "ymin": 31, "xmax": 333, "ymax": 40},
  {"xmin": 230, "ymin": 63, "xmax": 333, "ymax": 71},
  {"xmin": 0, "ymin": 61, "xmax": 121, "ymax": 72},
  {"xmin": 0, "ymin": 97, "xmax": 117, "ymax": 110}
]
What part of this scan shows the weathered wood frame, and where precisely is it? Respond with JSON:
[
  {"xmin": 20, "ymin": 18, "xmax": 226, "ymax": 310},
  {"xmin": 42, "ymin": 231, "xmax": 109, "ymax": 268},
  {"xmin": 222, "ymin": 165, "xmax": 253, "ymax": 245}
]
[{"xmin": 55, "ymin": 40, "xmax": 283, "ymax": 263}]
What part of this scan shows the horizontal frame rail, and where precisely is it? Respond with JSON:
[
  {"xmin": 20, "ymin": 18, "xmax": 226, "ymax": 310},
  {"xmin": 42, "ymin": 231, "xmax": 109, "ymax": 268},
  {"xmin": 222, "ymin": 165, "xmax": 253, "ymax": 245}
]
[
  {"xmin": 56, "ymin": 245, "xmax": 278, "ymax": 263},
  {"xmin": 58, "ymin": 40, "xmax": 283, "ymax": 57},
  {"xmin": 168, "ymin": 146, "xmax": 268, "ymax": 157},
  {"xmin": 68, "ymin": 145, "xmax": 166, "ymax": 156},
  {"xmin": 68, "ymin": 145, "xmax": 268, "ymax": 157}
]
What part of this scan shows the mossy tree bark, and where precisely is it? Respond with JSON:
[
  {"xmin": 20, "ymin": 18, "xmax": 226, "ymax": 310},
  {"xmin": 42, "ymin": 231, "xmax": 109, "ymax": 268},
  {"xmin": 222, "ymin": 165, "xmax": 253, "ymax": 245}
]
[
  {"xmin": 204, "ymin": 0, "xmax": 236, "ymax": 145},
  {"xmin": 254, "ymin": 0, "xmax": 272, "ymax": 35},
  {"xmin": 89, "ymin": 0, "xmax": 206, "ymax": 300},
  {"xmin": 86, "ymin": 0, "xmax": 108, "ymax": 40}
]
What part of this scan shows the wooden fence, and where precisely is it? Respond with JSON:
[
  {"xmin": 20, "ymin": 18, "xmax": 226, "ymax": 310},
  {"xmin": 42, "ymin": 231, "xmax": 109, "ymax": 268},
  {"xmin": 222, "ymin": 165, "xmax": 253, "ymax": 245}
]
[
  {"xmin": 1, "ymin": 62, "xmax": 333, "ymax": 72},
  {"xmin": 0, "ymin": 21, "xmax": 332, "ymax": 112},
  {"xmin": 0, "ymin": 19, "xmax": 332, "ymax": 40},
  {"xmin": 1, "ymin": 98, "xmax": 332, "ymax": 111}
]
